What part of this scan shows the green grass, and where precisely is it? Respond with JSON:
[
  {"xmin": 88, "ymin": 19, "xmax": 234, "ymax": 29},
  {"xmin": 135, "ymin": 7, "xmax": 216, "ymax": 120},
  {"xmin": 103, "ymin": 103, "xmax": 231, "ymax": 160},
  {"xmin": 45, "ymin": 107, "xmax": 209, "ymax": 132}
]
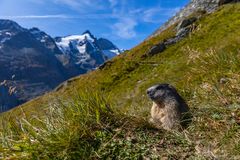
[
  {"xmin": 1, "ymin": 3, "xmax": 240, "ymax": 159},
  {"xmin": 0, "ymin": 91, "xmax": 130, "ymax": 159}
]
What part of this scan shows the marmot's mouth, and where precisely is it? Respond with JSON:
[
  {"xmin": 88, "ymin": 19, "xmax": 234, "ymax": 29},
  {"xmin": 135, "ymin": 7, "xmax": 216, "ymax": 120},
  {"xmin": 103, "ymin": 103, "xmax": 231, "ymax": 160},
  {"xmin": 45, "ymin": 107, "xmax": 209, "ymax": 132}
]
[
  {"xmin": 147, "ymin": 92, "xmax": 155, "ymax": 100},
  {"xmin": 147, "ymin": 88, "xmax": 155, "ymax": 100}
]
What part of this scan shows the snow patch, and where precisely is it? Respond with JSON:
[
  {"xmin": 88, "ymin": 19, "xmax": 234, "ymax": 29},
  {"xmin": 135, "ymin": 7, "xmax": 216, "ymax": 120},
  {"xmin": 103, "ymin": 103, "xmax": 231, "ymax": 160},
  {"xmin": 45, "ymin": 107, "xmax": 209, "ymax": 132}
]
[
  {"xmin": 77, "ymin": 44, "xmax": 86, "ymax": 53},
  {"xmin": 109, "ymin": 49, "xmax": 121, "ymax": 55},
  {"xmin": 102, "ymin": 49, "xmax": 120, "ymax": 59},
  {"xmin": 60, "ymin": 33, "xmax": 94, "ymax": 43},
  {"xmin": 56, "ymin": 33, "xmax": 95, "ymax": 55}
]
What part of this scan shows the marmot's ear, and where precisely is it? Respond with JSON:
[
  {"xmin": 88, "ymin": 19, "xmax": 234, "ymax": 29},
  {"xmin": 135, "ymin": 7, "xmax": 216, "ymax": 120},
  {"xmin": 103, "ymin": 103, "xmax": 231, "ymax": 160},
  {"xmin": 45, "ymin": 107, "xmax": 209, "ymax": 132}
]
[
  {"xmin": 168, "ymin": 84, "xmax": 174, "ymax": 88},
  {"xmin": 168, "ymin": 84, "xmax": 177, "ymax": 91}
]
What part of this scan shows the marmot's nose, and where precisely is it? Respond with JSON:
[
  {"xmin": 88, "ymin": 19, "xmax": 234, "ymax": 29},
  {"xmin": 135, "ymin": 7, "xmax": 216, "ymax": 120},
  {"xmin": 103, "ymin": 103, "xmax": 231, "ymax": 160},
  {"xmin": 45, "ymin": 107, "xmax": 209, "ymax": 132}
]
[
  {"xmin": 147, "ymin": 88, "xmax": 152, "ymax": 95},
  {"xmin": 147, "ymin": 89, "xmax": 151, "ymax": 94}
]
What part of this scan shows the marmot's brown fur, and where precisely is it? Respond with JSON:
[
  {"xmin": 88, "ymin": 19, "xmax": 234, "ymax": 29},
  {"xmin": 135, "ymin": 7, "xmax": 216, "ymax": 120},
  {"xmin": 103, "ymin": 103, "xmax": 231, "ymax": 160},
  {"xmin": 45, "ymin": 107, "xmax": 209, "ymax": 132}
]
[{"xmin": 147, "ymin": 84, "xmax": 190, "ymax": 131}]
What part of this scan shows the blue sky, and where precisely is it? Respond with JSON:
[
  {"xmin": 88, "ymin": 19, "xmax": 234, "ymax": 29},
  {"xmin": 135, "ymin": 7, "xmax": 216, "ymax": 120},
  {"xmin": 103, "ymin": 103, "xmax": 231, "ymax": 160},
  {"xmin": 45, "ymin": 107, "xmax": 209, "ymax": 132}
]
[{"xmin": 0, "ymin": 0, "xmax": 189, "ymax": 49}]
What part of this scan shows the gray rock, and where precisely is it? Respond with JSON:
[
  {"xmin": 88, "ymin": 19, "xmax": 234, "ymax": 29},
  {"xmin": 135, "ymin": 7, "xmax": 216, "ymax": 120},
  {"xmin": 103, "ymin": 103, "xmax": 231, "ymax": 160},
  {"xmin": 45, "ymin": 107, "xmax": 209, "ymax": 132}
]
[
  {"xmin": 176, "ymin": 26, "xmax": 192, "ymax": 38},
  {"xmin": 177, "ymin": 17, "xmax": 197, "ymax": 31},
  {"xmin": 146, "ymin": 15, "xmax": 197, "ymax": 56},
  {"xmin": 146, "ymin": 17, "xmax": 195, "ymax": 56},
  {"xmin": 164, "ymin": 38, "xmax": 175, "ymax": 46},
  {"xmin": 98, "ymin": 61, "xmax": 113, "ymax": 70},
  {"xmin": 147, "ymin": 43, "xmax": 166, "ymax": 56},
  {"xmin": 161, "ymin": 18, "xmax": 195, "ymax": 48}
]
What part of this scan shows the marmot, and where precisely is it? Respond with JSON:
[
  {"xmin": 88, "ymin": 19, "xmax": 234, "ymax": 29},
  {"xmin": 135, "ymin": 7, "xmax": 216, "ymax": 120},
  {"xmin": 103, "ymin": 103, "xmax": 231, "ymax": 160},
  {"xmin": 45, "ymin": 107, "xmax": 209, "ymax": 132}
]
[{"xmin": 147, "ymin": 84, "xmax": 190, "ymax": 131}]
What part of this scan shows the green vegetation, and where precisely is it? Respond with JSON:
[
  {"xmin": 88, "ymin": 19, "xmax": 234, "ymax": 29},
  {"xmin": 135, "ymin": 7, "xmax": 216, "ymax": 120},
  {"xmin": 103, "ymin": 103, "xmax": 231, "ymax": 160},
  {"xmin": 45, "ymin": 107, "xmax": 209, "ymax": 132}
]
[{"xmin": 1, "ymin": 4, "xmax": 240, "ymax": 159}]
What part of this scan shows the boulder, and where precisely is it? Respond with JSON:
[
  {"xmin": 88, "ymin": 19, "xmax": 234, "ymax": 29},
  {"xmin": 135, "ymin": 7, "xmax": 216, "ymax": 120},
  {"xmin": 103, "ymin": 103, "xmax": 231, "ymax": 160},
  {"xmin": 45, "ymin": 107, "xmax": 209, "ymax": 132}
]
[
  {"xmin": 98, "ymin": 61, "xmax": 113, "ymax": 70},
  {"xmin": 176, "ymin": 26, "xmax": 192, "ymax": 38},
  {"xmin": 177, "ymin": 17, "xmax": 197, "ymax": 31},
  {"xmin": 164, "ymin": 38, "xmax": 178, "ymax": 46},
  {"xmin": 147, "ymin": 43, "xmax": 166, "ymax": 56}
]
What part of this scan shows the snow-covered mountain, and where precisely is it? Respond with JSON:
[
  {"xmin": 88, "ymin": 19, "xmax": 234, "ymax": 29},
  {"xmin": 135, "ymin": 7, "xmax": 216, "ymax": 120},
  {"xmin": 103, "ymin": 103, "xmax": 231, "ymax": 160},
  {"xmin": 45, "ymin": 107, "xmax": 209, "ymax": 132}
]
[
  {"xmin": 55, "ymin": 30, "xmax": 121, "ymax": 71},
  {"xmin": 0, "ymin": 19, "xmax": 121, "ymax": 111},
  {"xmin": 29, "ymin": 27, "xmax": 121, "ymax": 72}
]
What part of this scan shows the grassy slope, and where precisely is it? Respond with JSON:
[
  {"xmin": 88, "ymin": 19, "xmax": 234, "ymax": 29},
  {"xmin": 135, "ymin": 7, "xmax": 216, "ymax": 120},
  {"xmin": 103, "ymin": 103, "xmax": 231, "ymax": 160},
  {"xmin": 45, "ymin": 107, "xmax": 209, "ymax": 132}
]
[{"xmin": 1, "ymin": 4, "xmax": 240, "ymax": 159}]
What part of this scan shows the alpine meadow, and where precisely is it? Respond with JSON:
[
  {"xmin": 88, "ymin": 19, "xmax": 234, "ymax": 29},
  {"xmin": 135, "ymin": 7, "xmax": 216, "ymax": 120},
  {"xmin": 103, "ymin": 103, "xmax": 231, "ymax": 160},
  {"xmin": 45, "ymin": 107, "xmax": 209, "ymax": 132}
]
[{"xmin": 0, "ymin": 0, "xmax": 240, "ymax": 159}]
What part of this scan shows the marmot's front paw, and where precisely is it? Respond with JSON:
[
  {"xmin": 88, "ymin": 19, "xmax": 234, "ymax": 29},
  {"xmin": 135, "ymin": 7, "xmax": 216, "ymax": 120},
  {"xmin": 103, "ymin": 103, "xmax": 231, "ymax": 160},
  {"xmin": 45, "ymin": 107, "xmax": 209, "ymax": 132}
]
[
  {"xmin": 149, "ymin": 118, "xmax": 162, "ymax": 129},
  {"xmin": 149, "ymin": 118, "xmax": 155, "ymax": 124}
]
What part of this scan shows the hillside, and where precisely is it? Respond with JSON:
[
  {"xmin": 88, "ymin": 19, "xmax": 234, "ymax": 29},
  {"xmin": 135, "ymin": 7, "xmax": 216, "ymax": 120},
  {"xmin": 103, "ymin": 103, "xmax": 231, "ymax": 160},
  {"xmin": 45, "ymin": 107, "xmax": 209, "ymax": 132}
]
[{"xmin": 0, "ymin": 3, "xmax": 240, "ymax": 159}]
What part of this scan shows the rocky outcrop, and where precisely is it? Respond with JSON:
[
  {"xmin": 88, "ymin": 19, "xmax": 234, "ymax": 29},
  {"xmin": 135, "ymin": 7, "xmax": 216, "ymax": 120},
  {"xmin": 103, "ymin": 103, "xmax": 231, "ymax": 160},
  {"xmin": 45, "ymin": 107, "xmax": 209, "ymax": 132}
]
[
  {"xmin": 145, "ymin": 16, "xmax": 197, "ymax": 56},
  {"xmin": 175, "ymin": 17, "xmax": 197, "ymax": 39},
  {"xmin": 176, "ymin": 17, "xmax": 197, "ymax": 31},
  {"xmin": 146, "ymin": 43, "xmax": 166, "ymax": 56},
  {"xmin": 148, "ymin": 0, "xmax": 240, "ymax": 39}
]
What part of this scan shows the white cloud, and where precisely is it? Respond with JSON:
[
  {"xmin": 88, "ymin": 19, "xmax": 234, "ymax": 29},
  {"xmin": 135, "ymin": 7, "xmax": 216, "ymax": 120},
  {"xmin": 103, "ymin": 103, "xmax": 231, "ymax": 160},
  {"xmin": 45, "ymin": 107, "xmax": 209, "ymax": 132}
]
[
  {"xmin": 0, "ymin": 14, "xmax": 117, "ymax": 19},
  {"xmin": 26, "ymin": 0, "xmax": 46, "ymax": 4},
  {"xmin": 0, "ymin": 14, "xmax": 71, "ymax": 19},
  {"xmin": 108, "ymin": 0, "xmax": 118, "ymax": 8},
  {"xmin": 109, "ymin": 6, "xmax": 181, "ymax": 39},
  {"xmin": 54, "ymin": 0, "xmax": 81, "ymax": 8},
  {"xmin": 143, "ymin": 7, "xmax": 181, "ymax": 23},
  {"xmin": 112, "ymin": 18, "xmax": 137, "ymax": 39},
  {"xmin": 53, "ymin": 0, "xmax": 105, "ymax": 10},
  {"xmin": 25, "ymin": 0, "xmax": 94, "ymax": 9}
]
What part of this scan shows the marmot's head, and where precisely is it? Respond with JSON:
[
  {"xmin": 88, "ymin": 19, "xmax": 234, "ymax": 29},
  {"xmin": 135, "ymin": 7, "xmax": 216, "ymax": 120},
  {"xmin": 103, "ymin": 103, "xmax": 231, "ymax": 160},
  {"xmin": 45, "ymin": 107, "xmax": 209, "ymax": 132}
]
[{"xmin": 147, "ymin": 83, "xmax": 177, "ymax": 104}]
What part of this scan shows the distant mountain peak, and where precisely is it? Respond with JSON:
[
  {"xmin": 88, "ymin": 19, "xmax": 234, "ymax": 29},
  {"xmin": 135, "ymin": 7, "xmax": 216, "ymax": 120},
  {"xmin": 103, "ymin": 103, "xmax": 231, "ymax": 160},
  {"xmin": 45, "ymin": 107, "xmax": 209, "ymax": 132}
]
[
  {"xmin": 82, "ymin": 30, "xmax": 92, "ymax": 35},
  {"xmin": 29, "ymin": 27, "xmax": 41, "ymax": 32},
  {"xmin": 0, "ymin": 19, "xmax": 24, "ymax": 32},
  {"xmin": 82, "ymin": 30, "xmax": 96, "ymax": 40},
  {"xmin": 0, "ymin": 19, "xmax": 26, "ymax": 44},
  {"xmin": 55, "ymin": 31, "xmax": 121, "ymax": 69}
]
